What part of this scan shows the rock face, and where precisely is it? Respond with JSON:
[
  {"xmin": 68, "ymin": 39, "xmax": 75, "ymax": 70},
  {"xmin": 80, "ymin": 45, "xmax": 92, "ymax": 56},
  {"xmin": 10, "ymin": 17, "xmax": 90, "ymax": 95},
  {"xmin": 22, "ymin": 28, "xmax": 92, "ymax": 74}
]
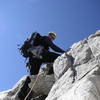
[
  {"xmin": 1, "ymin": 30, "xmax": 100, "ymax": 100},
  {"xmin": 0, "ymin": 73, "xmax": 55, "ymax": 100},
  {"xmin": 46, "ymin": 30, "xmax": 100, "ymax": 100}
]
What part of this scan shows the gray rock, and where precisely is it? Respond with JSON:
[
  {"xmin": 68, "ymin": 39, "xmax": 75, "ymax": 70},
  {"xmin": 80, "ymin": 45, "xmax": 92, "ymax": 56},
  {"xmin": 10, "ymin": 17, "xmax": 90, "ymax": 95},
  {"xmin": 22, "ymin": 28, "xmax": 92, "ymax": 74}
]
[
  {"xmin": 0, "ymin": 74, "xmax": 55, "ymax": 100},
  {"xmin": 58, "ymin": 67, "xmax": 100, "ymax": 100},
  {"xmin": 0, "ymin": 75, "xmax": 28, "ymax": 100},
  {"xmin": 29, "ymin": 74, "xmax": 55, "ymax": 95},
  {"xmin": 53, "ymin": 53, "xmax": 73, "ymax": 80},
  {"xmin": 46, "ymin": 30, "xmax": 100, "ymax": 100}
]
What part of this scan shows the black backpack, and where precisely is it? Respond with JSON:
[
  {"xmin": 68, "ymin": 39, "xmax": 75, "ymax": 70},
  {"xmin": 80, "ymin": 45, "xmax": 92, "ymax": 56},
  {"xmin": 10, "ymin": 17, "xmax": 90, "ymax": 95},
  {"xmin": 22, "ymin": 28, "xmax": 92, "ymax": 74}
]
[{"xmin": 19, "ymin": 32, "xmax": 42, "ymax": 58}]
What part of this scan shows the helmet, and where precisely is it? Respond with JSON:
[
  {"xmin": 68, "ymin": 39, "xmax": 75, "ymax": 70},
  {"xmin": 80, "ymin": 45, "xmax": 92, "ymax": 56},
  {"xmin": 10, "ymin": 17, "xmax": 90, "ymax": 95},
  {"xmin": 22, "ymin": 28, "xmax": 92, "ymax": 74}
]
[{"xmin": 48, "ymin": 32, "xmax": 56, "ymax": 39}]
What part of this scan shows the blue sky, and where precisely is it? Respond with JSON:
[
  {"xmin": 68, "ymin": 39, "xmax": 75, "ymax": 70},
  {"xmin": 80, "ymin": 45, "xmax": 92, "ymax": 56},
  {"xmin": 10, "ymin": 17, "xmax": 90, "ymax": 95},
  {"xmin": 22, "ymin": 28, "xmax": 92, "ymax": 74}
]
[{"xmin": 0, "ymin": 0, "xmax": 100, "ymax": 91}]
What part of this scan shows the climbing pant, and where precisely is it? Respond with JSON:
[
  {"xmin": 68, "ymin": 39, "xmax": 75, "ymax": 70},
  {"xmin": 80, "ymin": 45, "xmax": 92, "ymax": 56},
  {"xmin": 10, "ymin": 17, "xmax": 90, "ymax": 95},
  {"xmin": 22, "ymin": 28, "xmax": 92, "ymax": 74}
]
[{"xmin": 29, "ymin": 51, "xmax": 60, "ymax": 75}]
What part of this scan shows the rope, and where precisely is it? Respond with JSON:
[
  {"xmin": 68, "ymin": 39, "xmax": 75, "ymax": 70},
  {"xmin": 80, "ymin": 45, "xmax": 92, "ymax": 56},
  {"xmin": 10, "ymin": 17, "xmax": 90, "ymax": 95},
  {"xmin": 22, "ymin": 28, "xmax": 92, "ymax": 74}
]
[{"xmin": 24, "ymin": 71, "xmax": 44, "ymax": 100}]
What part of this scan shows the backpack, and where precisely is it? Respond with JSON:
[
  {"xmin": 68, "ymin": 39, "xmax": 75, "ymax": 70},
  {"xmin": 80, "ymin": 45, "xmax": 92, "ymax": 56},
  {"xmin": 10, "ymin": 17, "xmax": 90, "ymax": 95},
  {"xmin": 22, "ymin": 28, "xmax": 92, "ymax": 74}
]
[{"xmin": 19, "ymin": 32, "xmax": 43, "ymax": 59}]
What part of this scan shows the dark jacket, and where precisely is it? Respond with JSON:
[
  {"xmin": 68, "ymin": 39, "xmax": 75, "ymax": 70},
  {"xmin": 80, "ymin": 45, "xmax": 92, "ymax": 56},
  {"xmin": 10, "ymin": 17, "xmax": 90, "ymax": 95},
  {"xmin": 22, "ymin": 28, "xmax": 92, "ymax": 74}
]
[{"xmin": 40, "ymin": 36, "xmax": 64, "ymax": 53}]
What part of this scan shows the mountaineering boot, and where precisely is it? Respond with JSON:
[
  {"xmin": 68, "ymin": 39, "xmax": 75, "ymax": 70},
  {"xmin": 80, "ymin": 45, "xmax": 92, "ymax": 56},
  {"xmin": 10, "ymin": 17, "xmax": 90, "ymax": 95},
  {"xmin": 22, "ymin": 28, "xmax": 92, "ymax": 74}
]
[{"xmin": 41, "ymin": 63, "xmax": 54, "ymax": 75}]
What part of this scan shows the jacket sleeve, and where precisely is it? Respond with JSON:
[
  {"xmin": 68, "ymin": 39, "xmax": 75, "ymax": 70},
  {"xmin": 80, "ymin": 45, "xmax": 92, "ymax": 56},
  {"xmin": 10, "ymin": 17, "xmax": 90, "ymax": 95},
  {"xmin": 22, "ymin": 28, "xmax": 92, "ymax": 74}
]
[{"xmin": 46, "ymin": 37, "xmax": 65, "ymax": 53}]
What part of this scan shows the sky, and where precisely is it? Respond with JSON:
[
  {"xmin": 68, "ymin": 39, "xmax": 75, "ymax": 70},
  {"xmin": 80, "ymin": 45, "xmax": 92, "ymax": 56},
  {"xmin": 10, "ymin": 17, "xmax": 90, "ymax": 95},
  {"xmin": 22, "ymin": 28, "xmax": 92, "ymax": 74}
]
[{"xmin": 0, "ymin": 0, "xmax": 100, "ymax": 92}]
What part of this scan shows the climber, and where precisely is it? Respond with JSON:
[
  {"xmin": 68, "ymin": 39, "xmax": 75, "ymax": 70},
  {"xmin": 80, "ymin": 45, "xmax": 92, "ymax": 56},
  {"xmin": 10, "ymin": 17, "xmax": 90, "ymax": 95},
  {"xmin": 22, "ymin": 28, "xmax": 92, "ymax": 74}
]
[{"xmin": 28, "ymin": 32, "xmax": 65, "ymax": 75}]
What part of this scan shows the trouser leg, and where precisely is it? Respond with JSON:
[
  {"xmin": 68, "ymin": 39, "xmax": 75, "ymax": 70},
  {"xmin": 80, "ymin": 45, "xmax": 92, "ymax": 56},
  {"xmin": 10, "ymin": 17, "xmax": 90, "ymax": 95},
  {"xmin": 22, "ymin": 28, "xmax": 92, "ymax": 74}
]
[
  {"xmin": 28, "ymin": 51, "xmax": 60, "ymax": 75},
  {"xmin": 42, "ymin": 51, "xmax": 60, "ymax": 63},
  {"xmin": 29, "ymin": 58, "xmax": 42, "ymax": 75},
  {"xmin": 42, "ymin": 51, "xmax": 60, "ymax": 74}
]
